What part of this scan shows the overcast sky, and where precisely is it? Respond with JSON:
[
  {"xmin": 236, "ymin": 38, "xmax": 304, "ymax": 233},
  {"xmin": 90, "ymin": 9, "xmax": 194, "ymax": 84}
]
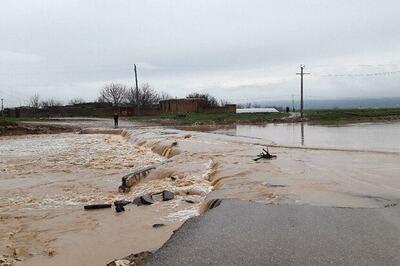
[{"xmin": 1, "ymin": 0, "xmax": 400, "ymax": 107}]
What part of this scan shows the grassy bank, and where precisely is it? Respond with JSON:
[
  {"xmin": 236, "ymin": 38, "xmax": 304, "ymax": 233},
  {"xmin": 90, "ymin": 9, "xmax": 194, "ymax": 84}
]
[
  {"xmin": 3, "ymin": 107, "xmax": 400, "ymax": 126},
  {"xmin": 129, "ymin": 112, "xmax": 289, "ymax": 125},
  {"xmin": 0, "ymin": 119, "xmax": 17, "ymax": 126},
  {"xmin": 0, "ymin": 116, "xmax": 51, "ymax": 123},
  {"xmin": 130, "ymin": 108, "xmax": 400, "ymax": 125},
  {"xmin": 1, "ymin": 117, "xmax": 76, "ymax": 136},
  {"xmin": 304, "ymin": 108, "xmax": 400, "ymax": 124}
]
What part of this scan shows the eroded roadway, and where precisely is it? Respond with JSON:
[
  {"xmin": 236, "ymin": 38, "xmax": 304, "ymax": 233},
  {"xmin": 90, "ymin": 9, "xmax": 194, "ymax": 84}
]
[{"xmin": 145, "ymin": 200, "xmax": 400, "ymax": 265}]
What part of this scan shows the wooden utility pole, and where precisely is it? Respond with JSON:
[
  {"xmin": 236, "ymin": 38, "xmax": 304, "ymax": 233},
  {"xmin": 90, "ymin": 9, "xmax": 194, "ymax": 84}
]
[
  {"xmin": 1, "ymin": 98, "xmax": 3, "ymax": 117},
  {"xmin": 296, "ymin": 65, "xmax": 310, "ymax": 118},
  {"xmin": 134, "ymin": 64, "xmax": 139, "ymax": 114}
]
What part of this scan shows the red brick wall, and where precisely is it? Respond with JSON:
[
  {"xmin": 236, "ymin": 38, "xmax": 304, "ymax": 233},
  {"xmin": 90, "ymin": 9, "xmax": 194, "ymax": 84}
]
[
  {"xmin": 7, "ymin": 101, "xmax": 235, "ymax": 118},
  {"xmin": 201, "ymin": 104, "xmax": 236, "ymax": 114}
]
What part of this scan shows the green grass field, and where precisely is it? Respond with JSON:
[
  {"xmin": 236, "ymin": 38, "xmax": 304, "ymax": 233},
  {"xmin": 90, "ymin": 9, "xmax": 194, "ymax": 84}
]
[
  {"xmin": 304, "ymin": 108, "xmax": 400, "ymax": 124},
  {"xmin": 3, "ymin": 108, "xmax": 400, "ymax": 126},
  {"xmin": 129, "ymin": 112, "xmax": 289, "ymax": 124},
  {"xmin": 131, "ymin": 108, "xmax": 400, "ymax": 125},
  {"xmin": 0, "ymin": 116, "xmax": 52, "ymax": 127}
]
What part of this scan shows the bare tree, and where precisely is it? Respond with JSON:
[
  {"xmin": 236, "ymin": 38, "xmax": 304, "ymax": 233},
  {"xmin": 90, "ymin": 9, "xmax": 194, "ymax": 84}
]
[
  {"xmin": 98, "ymin": 83, "xmax": 128, "ymax": 106},
  {"xmin": 40, "ymin": 98, "xmax": 63, "ymax": 107},
  {"xmin": 140, "ymin": 83, "xmax": 161, "ymax": 107},
  {"xmin": 126, "ymin": 86, "xmax": 135, "ymax": 105},
  {"xmin": 160, "ymin": 91, "xmax": 172, "ymax": 101},
  {"xmin": 126, "ymin": 83, "xmax": 162, "ymax": 107},
  {"xmin": 126, "ymin": 86, "xmax": 139, "ymax": 106},
  {"xmin": 186, "ymin": 92, "xmax": 219, "ymax": 107},
  {"xmin": 237, "ymin": 102, "xmax": 252, "ymax": 109},
  {"xmin": 29, "ymin": 93, "xmax": 40, "ymax": 108},
  {"xmin": 219, "ymin": 99, "xmax": 231, "ymax": 106},
  {"xmin": 68, "ymin": 97, "xmax": 86, "ymax": 105}
]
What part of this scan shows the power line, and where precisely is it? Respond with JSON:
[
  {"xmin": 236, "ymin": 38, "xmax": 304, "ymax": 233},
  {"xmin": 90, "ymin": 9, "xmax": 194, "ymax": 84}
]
[
  {"xmin": 314, "ymin": 70, "xmax": 400, "ymax": 78},
  {"xmin": 233, "ymin": 94, "xmax": 300, "ymax": 102}
]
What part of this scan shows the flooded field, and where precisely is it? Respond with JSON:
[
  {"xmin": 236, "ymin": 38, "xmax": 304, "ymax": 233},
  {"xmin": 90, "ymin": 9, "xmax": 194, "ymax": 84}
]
[
  {"xmin": 211, "ymin": 122, "xmax": 400, "ymax": 152},
  {"xmin": 0, "ymin": 131, "xmax": 213, "ymax": 265},
  {"xmin": 1, "ymin": 121, "xmax": 400, "ymax": 265}
]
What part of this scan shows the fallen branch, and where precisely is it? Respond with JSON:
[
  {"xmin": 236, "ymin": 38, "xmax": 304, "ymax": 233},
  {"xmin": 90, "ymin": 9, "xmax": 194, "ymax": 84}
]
[
  {"xmin": 254, "ymin": 147, "xmax": 277, "ymax": 161},
  {"xmin": 84, "ymin": 204, "xmax": 112, "ymax": 210}
]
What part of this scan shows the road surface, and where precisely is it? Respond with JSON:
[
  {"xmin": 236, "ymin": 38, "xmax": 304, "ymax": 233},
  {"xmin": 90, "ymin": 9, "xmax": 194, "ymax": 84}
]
[{"xmin": 145, "ymin": 200, "xmax": 400, "ymax": 265}]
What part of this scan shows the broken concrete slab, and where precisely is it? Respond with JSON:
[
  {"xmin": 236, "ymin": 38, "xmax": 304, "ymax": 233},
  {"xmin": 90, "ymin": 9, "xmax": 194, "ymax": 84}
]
[
  {"xmin": 141, "ymin": 195, "xmax": 154, "ymax": 205},
  {"xmin": 132, "ymin": 190, "xmax": 175, "ymax": 207},
  {"xmin": 133, "ymin": 194, "xmax": 155, "ymax": 206},
  {"xmin": 162, "ymin": 190, "xmax": 174, "ymax": 201},
  {"xmin": 118, "ymin": 160, "xmax": 172, "ymax": 193},
  {"xmin": 115, "ymin": 205, "xmax": 125, "ymax": 213},
  {"xmin": 119, "ymin": 166, "xmax": 156, "ymax": 193},
  {"xmin": 107, "ymin": 251, "xmax": 152, "ymax": 266}
]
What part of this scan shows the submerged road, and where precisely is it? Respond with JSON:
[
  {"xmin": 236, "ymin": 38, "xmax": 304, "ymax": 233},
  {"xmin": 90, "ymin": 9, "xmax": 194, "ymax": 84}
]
[{"xmin": 145, "ymin": 200, "xmax": 400, "ymax": 265}]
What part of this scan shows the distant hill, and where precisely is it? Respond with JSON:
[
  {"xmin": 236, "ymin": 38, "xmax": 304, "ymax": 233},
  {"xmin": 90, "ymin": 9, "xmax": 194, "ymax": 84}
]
[{"xmin": 243, "ymin": 98, "xmax": 400, "ymax": 109}]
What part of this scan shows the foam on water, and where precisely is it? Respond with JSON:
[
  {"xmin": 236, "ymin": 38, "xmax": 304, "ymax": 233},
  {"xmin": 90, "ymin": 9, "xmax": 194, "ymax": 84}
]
[{"xmin": 0, "ymin": 133, "xmax": 163, "ymax": 176}]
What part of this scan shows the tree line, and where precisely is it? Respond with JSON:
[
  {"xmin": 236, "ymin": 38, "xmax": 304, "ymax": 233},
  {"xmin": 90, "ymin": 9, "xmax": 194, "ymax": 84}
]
[
  {"xmin": 236, "ymin": 102, "xmax": 284, "ymax": 111},
  {"xmin": 28, "ymin": 82, "xmax": 229, "ymax": 108},
  {"xmin": 97, "ymin": 82, "xmax": 171, "ymax": 107},
  {"xmin": 29, "ymin": 93, "xmax": 86, "ymax": 108}
]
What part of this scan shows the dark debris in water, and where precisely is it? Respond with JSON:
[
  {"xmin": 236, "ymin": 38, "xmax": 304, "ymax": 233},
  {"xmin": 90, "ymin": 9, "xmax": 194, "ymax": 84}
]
[
  {"xmin": 254, "ymin": 147, "xmax": 277, "ymax": 161},
  {"xmin": 107, "ymin": 251, "xmax": 152, "ymax": 266},
  {"xmin": 84, "ymin": 204, "xmax": 112, "ymax": 210},
  {"xmin": 153, "ymin": 223, "xmax": 166, "ymax": 228},
  {"xmin": 115, "ymin": 204, "xmax": 125, "ymax": 213}
]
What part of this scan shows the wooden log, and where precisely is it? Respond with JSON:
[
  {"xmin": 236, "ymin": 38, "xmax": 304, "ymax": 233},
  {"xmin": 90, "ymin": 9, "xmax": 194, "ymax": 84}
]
[
  {"xmin": 113, "ymin": 200, "xmax": 131, "ymax": 206},
  {"xmin": 84, "ymin": 204, "xmax": 112, "ymax": 210}
]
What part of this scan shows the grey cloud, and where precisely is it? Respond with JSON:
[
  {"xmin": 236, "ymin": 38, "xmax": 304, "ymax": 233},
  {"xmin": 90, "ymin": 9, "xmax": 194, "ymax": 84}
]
[{"xmin": 1, "ymin": 0, "xmax": 400, "ymax": 107}]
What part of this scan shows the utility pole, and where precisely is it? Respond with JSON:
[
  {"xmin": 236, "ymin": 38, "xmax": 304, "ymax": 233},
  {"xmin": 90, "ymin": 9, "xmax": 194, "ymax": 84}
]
[
  {"xmin": 1, "ymin": 98, "xmax": 3, "ymax": 117},
  {"xmin": 134, "ymin": 64, "xmax": 139, "ymax": 114},
  {"xmin": 296, "ymin": 65, "xmax": 310, "ymax": 118}
]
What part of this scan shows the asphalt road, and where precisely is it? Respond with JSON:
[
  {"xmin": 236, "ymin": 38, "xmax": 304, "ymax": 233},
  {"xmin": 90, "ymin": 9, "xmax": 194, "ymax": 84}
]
[{"xmin": 145, "ymin": 200, "xmax": 400, "ymax": 266}]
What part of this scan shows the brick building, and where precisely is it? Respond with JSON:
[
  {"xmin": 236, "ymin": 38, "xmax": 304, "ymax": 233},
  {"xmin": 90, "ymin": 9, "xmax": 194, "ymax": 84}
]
[
  {"xmin": 160, "ymin": 98, "xmax": 206, "ymax": 113},
  {"xmin": 160, "ymin": 98, "xmax": 236, "ymax": 114},
  {"xmin": 5, "ymin": 98, "xmax": 236, "ymax": 118}
]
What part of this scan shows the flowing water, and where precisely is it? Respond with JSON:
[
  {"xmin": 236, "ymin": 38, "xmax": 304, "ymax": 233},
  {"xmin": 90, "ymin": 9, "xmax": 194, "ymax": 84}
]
[
  {"xmin": 0, "ymin": 130, "xmax": 214, "ymax": 265},
  {"xmin": 211, "ymin": 122, "xmax": 400, "ymax": 152},
  {"xmin": 1, "ymin": 120, "xmax": 399, "ymax": 265}
]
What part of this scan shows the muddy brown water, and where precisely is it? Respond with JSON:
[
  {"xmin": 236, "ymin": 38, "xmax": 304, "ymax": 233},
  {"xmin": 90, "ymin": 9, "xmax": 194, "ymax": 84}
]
[
  {"xmin": 209, "ymin": 121, "xmax": 400, "ymax": 152},
  {"xmin": 0, "ymin": 131, "xmax": 212, "ymax": 265}
]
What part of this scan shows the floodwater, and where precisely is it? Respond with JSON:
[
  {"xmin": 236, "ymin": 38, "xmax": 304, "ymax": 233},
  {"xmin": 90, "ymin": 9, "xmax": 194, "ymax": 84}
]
[
  {"xmin": 1, "ymin": 120, "xmax": 400, "ymax": 265},
  {"xmin": 211, "ymin": 122, "xmax": 400, "ymax": 152},
  {"xmin": 0, "ymin": 131, "xmax": 213, "ymax": 265}
]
